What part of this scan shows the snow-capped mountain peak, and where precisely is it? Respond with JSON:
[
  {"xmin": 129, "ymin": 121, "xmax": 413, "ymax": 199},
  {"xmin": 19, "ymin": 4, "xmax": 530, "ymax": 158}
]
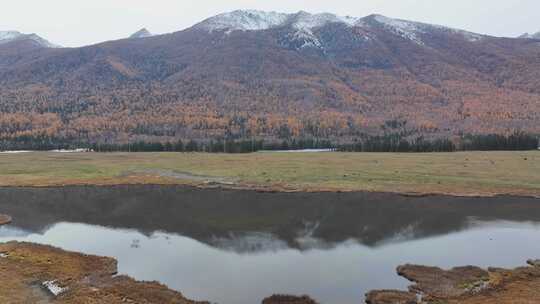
[
  {"xmin": 129, "ymin": 28, "xmax": 153, "ymax": 39},
  {"xmin": 195, "ymin": 10, "xmax": 484, "ymax": 45},
  {"xmin": 0, "ymin": 31, "xmax": 24, "ymax": 41},
  {"xmin": 194, "ymin": 10, "xmax": 366, "ymax": 49},
  {"xmin": 0, "ymin": 30, "xmax": 59, "ymax": 48},
  {"xmin": 194, "ymin": 10, "xmax": 361, "ymax": 33},
  {"xmin": 194, "ymin": 10, "xmax": 289, "ymax": 32}
]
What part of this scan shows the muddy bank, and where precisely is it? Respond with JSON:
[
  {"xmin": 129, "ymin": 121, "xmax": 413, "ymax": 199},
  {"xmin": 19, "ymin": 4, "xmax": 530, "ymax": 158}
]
[
  {"xmin": 0, "ymin": 241, "xmax": 208, "ymax": 304},
  {"xmin": 2, "ymin": 241, "xmax": 540, "ymax": 304},
  {"xmin": 367, "ymin": 260, "xmax": 540, "ymax": 304},
  {"xmin": 0, "ymin": 214, "xmax": 11, "ymax": 225},
  {"xmin": 0, "ymin": 241, "xmax": 322, "ymax": 304}
]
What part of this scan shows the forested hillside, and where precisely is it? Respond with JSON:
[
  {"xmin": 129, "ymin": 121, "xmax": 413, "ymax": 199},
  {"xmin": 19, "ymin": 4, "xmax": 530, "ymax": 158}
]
[{"xmin": 1, "ymin": 11, "xmax": 539, "ymax": 148}]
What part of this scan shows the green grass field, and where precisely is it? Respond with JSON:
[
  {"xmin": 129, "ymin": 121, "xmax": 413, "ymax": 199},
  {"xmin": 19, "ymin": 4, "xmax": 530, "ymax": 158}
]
[{"xmin": 0, "ymin": 151, "xmax": 538, "ymax": 197}]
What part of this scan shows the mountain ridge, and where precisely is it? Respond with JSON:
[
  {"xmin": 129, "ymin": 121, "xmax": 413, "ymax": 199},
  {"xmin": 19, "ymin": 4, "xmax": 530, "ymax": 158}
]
[
  {"xmin": 193, "ymin": 10, "xmax": 485, "ymax": 43},
  {"xmin": 0, "ymin": 30, "xmax": 59, "ymax": 48},
  {"xmin": 1, "ymin": 11, "xmax": 534, "ymax": 48},
  {"xmin": 129, "ymin": 28, "xmax": 153, "ymax": 39},
  {"xmin": 0, "ymin": 10, "xmax": 539, "ymax": 145},
  {"xmin": 519, "ymin": 31, "xmax": 540, "ymax": 39}
]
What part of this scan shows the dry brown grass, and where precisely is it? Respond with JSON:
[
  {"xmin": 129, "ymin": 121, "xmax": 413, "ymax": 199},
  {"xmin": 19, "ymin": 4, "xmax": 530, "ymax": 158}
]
[
  {"xmin": 0, "ymin": 151, "xmax": 538, "ymax": 196},
  {"xmin": 0, "ymin": 242, "xmax": 205, "ymax": 304},
  {"xmin": 370, "ymin": 262, "xmax": 540, "ymax": 304}
]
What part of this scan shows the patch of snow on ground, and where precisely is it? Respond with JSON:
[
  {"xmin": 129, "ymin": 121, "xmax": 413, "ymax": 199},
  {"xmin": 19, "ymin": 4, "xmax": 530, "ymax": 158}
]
[
  {"xmin": 49, "ymin": 148, "xmax": 92, "ymax": 153},
  {"xmin": 262, "ymin": 149, "xmax": 336, "ymax": 153},
  {"xmin": 0, "ymin": 149, "xmax": 91, "ymax": 153},
  {"xmin": 0, "ymin": 150, "xmax": 32, "ymax": 154},
  {"xmin": 42, "ymin": 280, "xmax": 68, "ymax": 296}
]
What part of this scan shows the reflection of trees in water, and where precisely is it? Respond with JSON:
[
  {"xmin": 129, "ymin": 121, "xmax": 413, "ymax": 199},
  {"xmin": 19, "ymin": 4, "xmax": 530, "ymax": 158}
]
[{"xmin": 1, "ymin": 186, "xmax": 539, "ymax": 252}]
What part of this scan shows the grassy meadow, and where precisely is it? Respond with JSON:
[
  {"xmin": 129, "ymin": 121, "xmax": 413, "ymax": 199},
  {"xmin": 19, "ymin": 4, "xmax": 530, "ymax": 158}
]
[{"xmin": 0, "ymin": 151, "xmax": 538, "ymax": 197}]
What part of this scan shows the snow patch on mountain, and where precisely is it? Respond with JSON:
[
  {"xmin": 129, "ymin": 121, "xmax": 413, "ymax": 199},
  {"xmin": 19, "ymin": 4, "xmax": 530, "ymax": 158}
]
[
  {"xmin": 371, "ymin": 15, "xmax": 425, "ymax": 45},
  {"xmin": 0, "ymin": 30, "xmax": 59, "ymax": 48},
  {"xmin": 519, "ymin": 31, "xmax": 540, "ymax": 39},
  {"xmin": 286, "ymin": 11, "xmax": 361, "ymax": 48},
  {"xmin": 289, "ymin": 11, "xmax": 359, "ymax": 30},
  {"xmin": 25, "ymin": 34, "xmax": 60, "ymax": 48},
  {"xmin": 129, "ymin": 28, "xmax": 153, "ymax": 39},
  {"xmin": 195, "ymin": 10, "xmax": 289, "ymax": 33},
  {"xmin": 0, "ymin": 31, "xmax": 23, "ymax": 41},
  {"xmin": 286, "ymin": 29, "xmax": 322, "ymax": 48},
  {"xmin": 195, "ymin": 10, "xmax": 365, "ymax": 49},
  {"xmin": 369, "ymin": 14, "xmax": 483, "ymax": 44},
  {"xmin": 194, "ymin": 10, "xmax": 485, "ymax": 48},
  {"xmin": 195, "ymin": 10, "xmax": 358, "ymax": 34},
  {"xmin": 428, "ymin": 23, "xmax": 483, "ymax": 42}
]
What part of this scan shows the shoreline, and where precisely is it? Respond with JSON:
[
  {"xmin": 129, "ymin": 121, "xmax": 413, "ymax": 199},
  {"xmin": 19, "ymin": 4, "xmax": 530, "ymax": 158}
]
[
  {"xmin": 0, "ymin": 241, "xmax": 209, "ymax": 304},
  {"xmin": 367, "ymin": 260, "xmax": 540, "ymax": 304},
  {"xmin": 0, "ymin": 181, "xmax": 539, "ymax": 199},
  {"xmin": 1, "ymin": 241, "xmax": 539, "ymax": 304}
]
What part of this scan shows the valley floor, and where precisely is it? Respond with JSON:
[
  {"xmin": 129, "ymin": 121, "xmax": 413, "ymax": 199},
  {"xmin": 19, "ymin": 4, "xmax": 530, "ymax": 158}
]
[{"xmin": 0, "ymin": 151, "xmax": 538, "ymax": 197}]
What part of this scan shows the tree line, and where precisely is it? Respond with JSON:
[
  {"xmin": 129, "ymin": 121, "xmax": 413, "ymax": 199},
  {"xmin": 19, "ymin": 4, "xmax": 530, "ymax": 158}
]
[
  {"xmin": 337, "ymin": 135, "xmax": 457, "ymax": 153},
  {"xmin": 89, "ymin": 138, "xmax": 334, "ymax": 153},
  {"xmin": 0, "ymin": 132, "xmax": 537, "ymax": 153},
  {"xmin": 460, "ymin": 132, "xmax": 539, "ymax": 151}
]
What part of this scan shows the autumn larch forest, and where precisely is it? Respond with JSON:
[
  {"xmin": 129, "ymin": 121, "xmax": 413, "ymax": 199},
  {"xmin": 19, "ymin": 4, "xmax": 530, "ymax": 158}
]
[{"xmin": 0, "ymin": 12, "xmax": 539, "ymax": 151}]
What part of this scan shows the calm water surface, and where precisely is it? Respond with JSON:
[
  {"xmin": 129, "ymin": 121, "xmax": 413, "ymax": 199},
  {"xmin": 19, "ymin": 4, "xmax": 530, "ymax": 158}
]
[{"xmin": 0, "ymin": 186, "xmax": 539, "ymax": 304}]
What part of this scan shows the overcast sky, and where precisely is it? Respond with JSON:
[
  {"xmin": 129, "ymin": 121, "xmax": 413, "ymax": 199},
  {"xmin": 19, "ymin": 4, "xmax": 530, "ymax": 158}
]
[{"xmin": 1, "ymin": 0, "xmax": 539, "ymax": 47}]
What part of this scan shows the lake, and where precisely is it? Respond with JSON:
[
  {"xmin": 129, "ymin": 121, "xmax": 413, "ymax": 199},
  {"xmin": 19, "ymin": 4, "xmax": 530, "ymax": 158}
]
[{"xmin": 0, "ymin": 186, "xmax": 539, "ymax": 304}]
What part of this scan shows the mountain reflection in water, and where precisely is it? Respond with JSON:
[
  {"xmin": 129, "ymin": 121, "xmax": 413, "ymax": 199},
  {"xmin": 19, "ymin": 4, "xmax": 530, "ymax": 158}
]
[
  {"xmin": 1, "ymin": 186, "xmax": 540, "ymax": 304},
  {"xmin": 1, "ymin": 186, "xmax": 539, "ymax": 252}
]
